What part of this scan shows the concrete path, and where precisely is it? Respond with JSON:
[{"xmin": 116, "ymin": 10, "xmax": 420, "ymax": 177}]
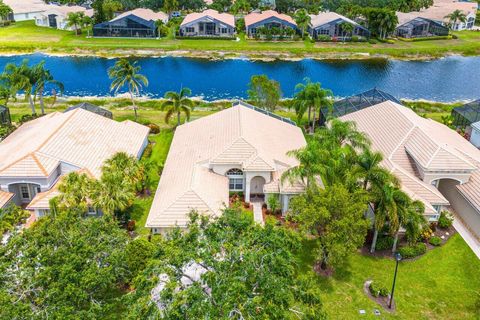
[
  {"xmin": 453, "ymin": 217, "xmax": 480, "ymax": 259},
  {"xmin": 252, "ymin": 202, "xmax": 264, "ymax": 225}
]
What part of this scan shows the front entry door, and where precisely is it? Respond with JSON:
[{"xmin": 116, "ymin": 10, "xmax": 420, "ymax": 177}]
[{"xmin": 250, "ymin": 176, "xmax": 266, "ymax": 200}]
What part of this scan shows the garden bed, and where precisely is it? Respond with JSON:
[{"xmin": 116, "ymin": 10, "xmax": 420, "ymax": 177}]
[{"xmin": 363, "ymin": 280, "xmax": 395, "ymax": 312}]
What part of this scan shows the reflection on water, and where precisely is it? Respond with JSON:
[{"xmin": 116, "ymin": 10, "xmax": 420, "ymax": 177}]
[{"xmin": 0, "ymin": 54, "xmax": 478, "ymax": 102}]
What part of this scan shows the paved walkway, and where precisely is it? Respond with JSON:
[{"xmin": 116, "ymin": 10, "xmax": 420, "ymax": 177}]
[
  {"xmin": 252, "ymin": 202, "xmax": 264, "ymax": 225},
  {"xmin": 453, "ymin": 216, "xmax": 480, "ymax": 259}
]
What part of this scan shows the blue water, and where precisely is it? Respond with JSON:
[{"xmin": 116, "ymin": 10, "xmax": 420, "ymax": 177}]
[{"xmin": 0, "ymin": 54, "xmax": 479, "ymax": 102}]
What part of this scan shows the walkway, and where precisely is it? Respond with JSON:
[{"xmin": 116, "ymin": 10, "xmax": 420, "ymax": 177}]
[
  {"xmin": 453, "ymin": 216, "xmax": 480, "ymax": 259},
  {"xmin": 252, "ymin": 202, "xmax": 264, "ymax": 226}
]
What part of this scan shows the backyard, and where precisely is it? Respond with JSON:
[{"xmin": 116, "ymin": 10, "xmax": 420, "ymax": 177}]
[{"xmin": 1, "ymin": 21, "xmax": 480, "ymax": 59}]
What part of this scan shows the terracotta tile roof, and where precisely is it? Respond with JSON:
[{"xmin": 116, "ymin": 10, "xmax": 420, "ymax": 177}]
[
  {"xmin": 146, "ymin": 103, "xmax": 306, "ymax": 228},
  {"xmin": 181, "ymin": 9, "xmax": 235, "ymax": 28},
  {"xmin": 0, "ymin": 190, "xmax": 14, "ymax": 209},
  {"xmin": 0, "ymin": 108, "xmax": 149, "ymax": 179},
  {"xmin": 244, "ymin": 10, "xmax": 296, "ymax": 27},
  {"xmin": 111, "ymin": 8, "xmax": 168, "ymax": 22}
]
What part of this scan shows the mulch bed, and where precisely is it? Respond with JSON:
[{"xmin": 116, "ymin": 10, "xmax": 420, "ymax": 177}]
[{"xmin": 363, "ymin": 280, "xmax": 395, "ymax": 313}]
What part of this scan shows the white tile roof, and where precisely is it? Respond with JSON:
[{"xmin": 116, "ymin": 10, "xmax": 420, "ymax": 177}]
[
  {"xmin": 244, "ymin": 10, "xmax": 297, "ymax": 27},
  {"xmin": 397, "ymin": 0, "xmax": 478, "ymax": 25},
  {"xmin": 0, "ymin": 108, "xmax": 149, "ymax": 179},
  {"xmin": 341, "ymin": 100, "xmax": 480, "ymax": 212},
  {"xmin": 309, "ymin": 12, "xmax": 361, "ymax": 28},
  {"xmin": 146, "ymin": 103, "xmax": 306, "ymax": 228},
  {"xmin": 4, "ymin": 0, "xmax": 49, "ymax": 14},
  {"xmin": 111, "ymin": 8, "xmax": 168, "ymax": 23}
]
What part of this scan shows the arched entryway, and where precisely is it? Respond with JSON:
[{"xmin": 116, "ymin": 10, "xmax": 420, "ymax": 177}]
[
  {"xmin": 7, "ymin": 182, "xmax": 41, "ymax": 206},
  {"xmin": 250, "ymin": 176, "xmax": 266, "ymax": 201}
]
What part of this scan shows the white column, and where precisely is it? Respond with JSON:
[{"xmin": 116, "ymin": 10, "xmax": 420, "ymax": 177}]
[
  {"xmin": 282, "ymin": 194, "xmax": 289, "ymax": 215},
  {"xmin": 245, "ymin": 175, "xmax": 251, "ymax": 202}
]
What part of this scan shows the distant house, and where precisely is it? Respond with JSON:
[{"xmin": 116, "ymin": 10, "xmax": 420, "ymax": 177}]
[
  {"xmin": 396, "ymin": 15, "xmax": 450, "ymax": 38},
  {"xmin": 309, "ymin": 12, "xmax": 370, "ymax": 39},
  {"xmin": 179, "ymin": 9, "xmax": 235, "ymax": 37},
  {"xmin": 3, "ymin": 0, "xmax": 48, "ymax": 21},
  {"xmin": 93, "ymin": 8, "xmax": 168, "ymax": 38},
  {"xmin": 0, "ymin": 106, "xmax": 11, "ymax": 126},
  {"xmin": 0, "ymin": 108, "xmax": 149, "ymax": 218},
  {"xmin": 64, "ymin": 102, "xmax": 113, "ymax": 119},
  {"xmin": 146, "ymin": 102, "xmax": 308, "ymax": 234},
  {"xmin": 34, "ymin": 5, "xmax": 93, "ymax": 31},
  {"xmin": 452, "ymin": 99, "xmax": 480, "ymax": 129},
  {"xmin": 244, "ymin": 10, "xmax": 297, "ymax": 37}
]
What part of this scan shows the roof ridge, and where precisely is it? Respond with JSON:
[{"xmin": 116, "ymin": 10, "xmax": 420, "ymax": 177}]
[
  {"xmin": 425, "ymin": 145, "xmax": 442, "ymax": 167},
  {"xmin": 389, "ymin": 118, "xmax": 417, "ymax": 160},
  {"xmin": 31, "ymin": 153, "xmax": 48, "ymax": 176}
]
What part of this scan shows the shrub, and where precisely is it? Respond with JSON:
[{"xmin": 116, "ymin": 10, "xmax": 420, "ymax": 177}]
[
  {"xmin": 421, "ymin": 225, "xmax": 434, "ymax": 241},
  {"xmin": 438, "ymin": 211, "xmax": 453, "ymax": 229},
  {"xmin": 369, "ymin": 39, "xmax": 377, "ymax": 44},
  {"xmin": 429, "ymin": 236, "xmax": 442, "ymax": 246},
  {"xmin": 267, "ymin": 193, "xmax": 280, "ymax": 212},
  {"xmin": 19, "ymin": 113, "xmax": 38, "ymax": 124},
  {"xmin": 317, "ymin": 35, "xmax": 331, "ymax": 42},
  {"xmin": 369, "ymin": 281, "xmax": 389, "ymax": 298},
  {"xmin": 141, "ymin": 143, "xmax": 153, "ymax": 159},
  {"xmin": 398, "ymin": 243, "xmax": 427, "ymax": 259},
  {"xmin": 376, "ymin": 236, "xmax": 394, "ymax": 250},
  {"xmin": 147, "ymin": 123, "xmax": 160, "ymax": 134}
]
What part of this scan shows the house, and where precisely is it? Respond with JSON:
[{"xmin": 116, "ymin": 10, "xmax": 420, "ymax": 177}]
[
  {"xmin": 396, "ymin": 15, "xmax": 450, "ymax": 38},
  {"xmin": 309, "ymin": 12, "xmax": 370, "ymax": 39},
  {"xmin": 146, "ymin": 102, "xmax": 307, "ymax": 234},
  {"xmin": 0, "ymin": 108, "xmax": 149, "ymax": 218},
  {"xmin": 64, "ymin": 102, "xmax": 113, "ymax": 119},
  {"xmin": 469, "ymin": 121, "xmax": 480, "ymax": 148},
  {"xmin": 93, "ymin": 8, "xmax": 168, "ymax": 38},
  {"xmin": 179, "ymin": 9, "xmax": 235, "ymax": 37},
  {"xmin": 396, "ymin": 0, "xmax": 477, "ymax": 34},
  {"xmin": 3, "ymin": 0, "xmax": 49, "ymax": 22},
  {"xmin": 0, "ymin": 106, "xmax": 11, "ymax": 126},
  {"xmin": 341, "ymin": 100, "xmax": 480, "ymax": 239},
  {"xmin": 34, "ymin": 5, "xmax": 93, "ymax": 31},
  {"xmin": 244, "ymin": 10, "xmax": 297, "ymax": 37}
]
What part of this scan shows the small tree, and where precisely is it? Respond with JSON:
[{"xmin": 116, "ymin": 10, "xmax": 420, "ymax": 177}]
[
  {"xmin": 295, "ymin": 9, "xmax": 311, "ymax": 39},
  {"xmin": 445, "ymin": 9, "xmax": 467, "ymax": 30},
  {"xmin": 66, "ymin": 12, "xmax": 86, "ymax": 35},
  {"xmin": 247, "ymin": 74, "xmax": 282, "ymax": 111},
  {"xmin": 161, "ymin": 87, "xmax": 193, "ymax": 126},
  {"xmin": 0, "ymin": 1, "xmax": 12, "ymax": 23}
]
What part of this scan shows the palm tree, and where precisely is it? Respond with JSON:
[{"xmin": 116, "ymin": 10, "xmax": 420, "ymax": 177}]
[
  {"xmin": 56, "ymin": 172, "xmax": 93, "ymax": 212},
  {"xmin": 354, "ymin": 149, "xmax": 398, "ymax": 190},
  {"xmin": 155, "ymin": 19, "xmax": 165, "ymax": 39},
  {"xmin": 66, "ymin": 12, "xmax": 85, "ymax": 36},
  {"xmin": 316, "ymin": 118, "xmax": 371, "ymax": 151},
  {"xmin": 82, "ymin": 15, "xmax": 93, "ymax": 37},
  {"xmin": 102, "ymin": 152, "xmax": 145, "ymax": 193},
  {"xmin": 3, "ymin": 60, "xmax": 36, "ymax": 114},
  {"xmin": 295, "ymin": 9, "xmax": 311, "ymax": 39},
  {"xmin": 340, "ymin": 22, "xmax": 354, "ymax": 42},
  {"xmin": 91, "ymin": 172, "xmax": 135, "ymax": 217},
  {"xmin": 0, "ymin": 2, "xmax": 12, "ymax": 23},
  {"xmin": 108, "ymin": 59, "xmax": 149, "ymax": 122},
  {"xmin": 445, "ymin": 9, "xmax": 467, "ymax": 31},
  {"xmin": 393, "ymin": 200, "xmax": 426, "ymax": 252},
  {"xmin": 32, "ymin": 62, "xmax": 64, "ymax": 115},
  {"xmin": 161, "ymin": 87, "xmax": 193, "ymax": 127},
  {"xmin": 281, "ymin": 139, "xmax": 322, "ymax": 190}
]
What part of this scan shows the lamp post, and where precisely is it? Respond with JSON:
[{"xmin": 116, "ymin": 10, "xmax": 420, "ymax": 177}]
[{"xmin": 389, "ymin": 252, "xmax": 402, "ymax": 309}]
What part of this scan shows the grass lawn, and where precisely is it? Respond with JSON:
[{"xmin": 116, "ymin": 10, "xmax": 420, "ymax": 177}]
[
  {"xmin": 298, "ymin": 234, "xmax": 480, "ymax": 319},
  {"xmin": 1, "ymin": 21, "xmax": 480, "ymax": 59}
]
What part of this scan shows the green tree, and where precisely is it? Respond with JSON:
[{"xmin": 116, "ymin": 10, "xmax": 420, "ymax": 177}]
[
  {"xmin": 91, "ymin": 170, "xmax": 136, "ymax": 217},
  {"xmin": 230, "ymin": 0, "xmax": 251, "ymax": 14},
  {"xmin": 161, "ymin": 87, "xmax": 193, "ymax": 126},
  {"xmin": 55, "ymin": 171, "xmax": 94, "ymax": 213},
  {"xmin": 0, "ymin": 211, "xmax": 130, "ymax": 319},
  {"xmin": 394, "ymin": 199, "xmax": 426, "ymax": 251},
  {"xmin": 0, "ymin": 204, "xmax": 30, "ymax": 235},
  {"xmin": 289, "ymin": 184, "xmax": 369, "ymax": 271},
  {"xmin": 0, "ymin": 1, "xmax": 12, "ymax": 22},
  {"xmin": 354, "ymin": 148, "xmax": 398, "ymax": 190},
  {"xmin": 445, "ymin": 9, "xmax": 467, "ymax": 30},
  {"xmin": 66, "ymin": 12, "xmax": 86, "ymax": 35},
  {"xmin": 340, "ymin": 21, "xmax": 354, "ymax": 41},
  {"xmin": 163, "ymin": 0, "xmax": 179, "ymax": 17},
  {"xmin": 108, "ymin": 59, "xmax": 149, "ymax": 121},
  {"xmin": 295, "ymin": 8, "xmax": 311, "ymax": 38},
  {"xmin": 247, "ymin": 74, "xmax": 282, "ymax": 111},
  {"xmin": 125, "ymin": 208, "xmax": 326, "ymax": 319},
  {"xmin": 32, "ymin": 61, "xmax": 64, "ymax": 114},
  {"xmin": 102, "ymin": 151, "xmax": 146, "ymax": 192},
  {"xmin": 103, "ymin": 0, "xmax": 123, "ymax": 21}
]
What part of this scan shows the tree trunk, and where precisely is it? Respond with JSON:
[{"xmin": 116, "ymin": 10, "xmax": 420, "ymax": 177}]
[
  {"xmin": 370, "ymin": 228, "xmax": 378, "ymax": 253},
  {"xmin": 307, "ymin": 106, "xmax": 312, "ymax": 134},
  {"xmin": 129, "ymin": 90, "xmax": 138, "ymax": 122},
  {"xmin": 39, "ymin": 86, "xmax": 45, "ymax": 115},
  {"xmin": 177, "ymin": 111, "xmax": 181, "ymax": 126},
  {"xmin": 28, "ymin": 95, "xmax": 36, "ymax": 115},
  {"xmin": 311, "ymin": 106, "xmax": 316, "ymax": 134},
  {"xmin": 392, "ymin": 232, "xmax": 399, "ymax": 253}
]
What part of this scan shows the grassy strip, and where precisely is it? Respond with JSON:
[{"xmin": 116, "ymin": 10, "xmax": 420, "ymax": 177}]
[{"xmin": 1, "ymin": 21, "xmax": 480, "ymax": 59}]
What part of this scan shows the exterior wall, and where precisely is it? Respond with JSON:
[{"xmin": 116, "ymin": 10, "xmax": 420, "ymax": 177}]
[
  {"xmin": 246, "ymin": 17, "xmax": 297, "ymax": 37},
  {"xmin": 470, "ymin": 127, "xmax": 480, "ymax": 148},
  {"xmin": 245, "ymin": 171, "xmax": 271, "ymax": 202},
  {"xmin": 311, "ymin": 20, "xmax": 369, "ymax": 39},
  {"xmin": 425, "ymin": 172, "xmax": 472, "ymax": 185},
  {"xmin": 180, "ymin": 18, "xmax": 235, "ymax": 37},
  {"xmin": 438, "ymin": 179, "xmax": 480, "ymax": 239},
  {"xmin": 14, "ymin": 12, "xmax": 44, "ymax": 21},
  {"xmin": 137, "ymin": 136, "xmax": 149, "ymax": 159}
]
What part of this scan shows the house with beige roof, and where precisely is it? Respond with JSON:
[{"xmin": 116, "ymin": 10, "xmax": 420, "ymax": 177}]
[
  {"xmin": 146, "ymin": 102, "xmax": 307, "ymax": 234},
  {"xmin": 3, "ymin": 0, "xmax": 49, "ymax": 21},
  {"xmin": 0, "ymin": 108, "xmax": 149, "ymax": 218},
  {"xmin": 244, "ymin": 10, "xmax": 297, "ymax": 37},
  {"xmin": 309, "ymin": 12, "xmax": 370, "ymax": 40},
  {"xmin": 34, "ymin": 5, "xmax": 93, "ymax": 31},
  {"xmin": 341, "ymin": 100, "xmax": 480, "ymax": 239},
  {"xmin": 179, "ymin": 9, "xmax": 235, "ymax": 37}
]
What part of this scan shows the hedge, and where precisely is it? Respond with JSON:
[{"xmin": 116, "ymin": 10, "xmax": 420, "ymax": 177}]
[
  {"xmin": 397, "ymin": 243, "xmax": 427, "ymax": 259},
  {"xmin": 176, "ymin": 36, "xmax": 236, "ymax": 40},
  {"xmin": 397, "ymin": 35, "xmax": 452, "ymax": 42}
]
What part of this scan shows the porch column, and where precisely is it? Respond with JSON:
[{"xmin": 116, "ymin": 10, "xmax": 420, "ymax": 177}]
[
  {"xmin": 281, "ymin": 194, "xmax": 289, "ymax": 215},
  {"xmin": 245, "ymin": 176, "xmax": 251, "ymax": 202}
]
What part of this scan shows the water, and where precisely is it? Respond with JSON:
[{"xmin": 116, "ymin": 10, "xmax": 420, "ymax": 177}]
[{"xmin": 0, "ymin": 54, "xmax": 479, "ymax": 102}]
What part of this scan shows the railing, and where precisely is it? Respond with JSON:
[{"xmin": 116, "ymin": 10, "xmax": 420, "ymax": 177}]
[{"xmin": 232, "ymin": 100, "xmax": 297, "ymax": 126}]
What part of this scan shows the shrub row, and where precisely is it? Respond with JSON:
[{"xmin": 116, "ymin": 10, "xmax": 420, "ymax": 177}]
[
  {"xmin": 369, "ymin": 281, "xmax": 389, "ymax": 298},
  {"xmin": 375, "ymin": 236, "xmax": 394, "ymax": 250},
  {"xmin": 315, "ymin": 35, "xmax": 368, "ymax": 42},
  {"xmin": 176, "ymin": 36, "xmax": 236, "ymax": 40},
  {"xmin": 397, "ymin": 243, "xmax": 427, "ymax": 259},
  {"xmin": 397, "ymin": 35, "xmax": 452, "ymax": 42}
]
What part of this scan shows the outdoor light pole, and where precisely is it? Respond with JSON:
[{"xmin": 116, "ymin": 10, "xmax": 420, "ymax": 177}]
[{"xmin": 389, "ymin": 253, "xmax": 402, "ymax": 309}]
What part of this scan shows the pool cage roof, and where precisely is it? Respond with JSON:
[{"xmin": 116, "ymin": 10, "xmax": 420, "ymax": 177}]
[
  {"xmin": 320, "ymin": 88, "xmax": 402, "ymax": 124},
  {"xmin": 452, "ymin": 99, "xmax": 480, "ymax": 128},
  {"xmin": 65, "ymin": 102, "xmax": 113, "ymax": 119},
  {"xmin": 0, "ymin": 105, "xmax": 11, "ymax": 126}
]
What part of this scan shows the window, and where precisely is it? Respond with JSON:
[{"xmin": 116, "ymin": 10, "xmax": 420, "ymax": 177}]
[
  {"xmin": 226, "ymin": 168, "xmax": 244, "ymax": 191},
  {"xmin": 20, "ymin": 185, "xmax": 30, "ymax": 199},
  {"xmin": 318, "ymin": 28, "xmax": 330, "ymax": 35},
  {"xmin": 221, "ymin": 27, "xmax": 228, "ymax": 33},
  {"xmin": 185, "ymin": 27, "xmax": 194, "ymax": 33},
  {"xmin": 251, "ymin": 28, "xmax": 256, "ymax": 34}
]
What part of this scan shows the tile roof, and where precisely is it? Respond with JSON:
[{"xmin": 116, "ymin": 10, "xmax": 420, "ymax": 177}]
[
  {"xmin": 397, "ymin": 0, "xmax": 478, "ymax": 25},
  {"xmin": 0, "ymin": 190, "xmax": 14, "ymax": 209},
  {"xmin": 111, "ymin": 8, "xmax": 168, "ymax": 22},
  {"xmin": 146, "ymin": 103, "xmax": 306, "ymax": 228},
  {"xmin": 244, "ymin": 10, "xmax": 296, "ymax": 27},
  {"xmin": 4, "ymin": 0, "xmax": 49, "ymax": 14},
  {"xmin": 342, "ymin": 101, "xmax": 480, "ymax": 214},
  {"xmin": 181, "ymin": 9, "xmax": 235, "ymax": 27},
  {"xmin": 0, "ymin": 108, "xmax": 149, "ymax": 179},
  {"xmin": 309, "ymin": 12, "xmax": 361, "ymax": 28}
]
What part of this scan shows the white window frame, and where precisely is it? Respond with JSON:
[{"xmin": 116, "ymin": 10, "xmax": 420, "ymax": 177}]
[
  {"xmin": 226, "ymin": 169, "xmax": 244, "ymax": 191},
  {"xmin": 20, "ymin": 185, "xmax": 30, "ymax": 200}
]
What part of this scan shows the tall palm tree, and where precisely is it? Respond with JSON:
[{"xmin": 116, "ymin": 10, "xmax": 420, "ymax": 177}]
[
  {"xmin": 281, "ymin": 139, "xmax": 322, "ymax": 190},
  {"xmin": 32, "ymin": 62, "xmax": 64, "ymax": 115},
  {"xmin": 340, "ymin": 22, "xmax": 354, "ymax": 42},
  {"xmin": 317, "ymin": 118, "xmax": 371, "ymax": 151},
  {"xmin": 66, "ymin": 12, "xmax": 86, "ymax": 36},
  {"xmin": 161, "ymin": 87, "xmax": 193, "ymax": 127},
  {"xmin": 91, "ymin": 172, "xmax": 135, "ymax": 217},
  {"xmin": 354, "ymin": 149, "xmax": 398, "ymax": 190},
  {"xmin": 393, "ymin": 200, "xmax": 426, "ymax": 252},
  {"xmin": 3, "ymin": 60, "xmax": 36, "ymax": 114},
  {"xmin": 102, "ymin": 152, "xmax": 145, "ymax": 192},
  {"xmin": 295, "ymin": 9, "xmax": 311, "ymax": 39},
  {"xmin": 56, "ymin": 172, "xmax": 93, "ymax": 212},
  {"xmin": 108, "ymin": 59, "xmax": 149, "ymax": 122},
  {"xmin": 445, "ymin": 9, "xmax": 467, "ymax": 30}
]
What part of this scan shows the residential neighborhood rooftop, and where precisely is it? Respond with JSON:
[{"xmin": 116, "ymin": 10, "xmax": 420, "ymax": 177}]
[
  {"xmin": 244, "ymin": 10, "xmax": 297, "ymax": 27},
  {"xmin": 181, "ymin": 9, "xmax": 235, "ymax": 27},
  {"xmin": 111, "ymin": 8, "xmax": 168, "ymax": 23}
]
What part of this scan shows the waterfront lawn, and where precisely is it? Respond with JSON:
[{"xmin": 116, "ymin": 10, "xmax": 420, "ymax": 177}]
[
  {"xmin": 2, "ymin": 21, "xmax": 480, "ymax": 58},
  {"xmin": 299, "ymin": 233, "xmax": 480, "ymax": 319}
]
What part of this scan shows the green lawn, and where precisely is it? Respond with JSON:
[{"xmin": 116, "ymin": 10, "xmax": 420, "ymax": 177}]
[
  {"xmin": 1, "ymin": 21, "xmax": 480, "ymax": 59},
  {"xmin": 299, "ymin": 234, "xmax": 480, "ymax": 319}
]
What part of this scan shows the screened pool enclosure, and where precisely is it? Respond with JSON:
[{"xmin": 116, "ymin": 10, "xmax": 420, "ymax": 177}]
[{"xmin": 452, "ymin": 100, "xmax": 480, "ymax": 128}]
